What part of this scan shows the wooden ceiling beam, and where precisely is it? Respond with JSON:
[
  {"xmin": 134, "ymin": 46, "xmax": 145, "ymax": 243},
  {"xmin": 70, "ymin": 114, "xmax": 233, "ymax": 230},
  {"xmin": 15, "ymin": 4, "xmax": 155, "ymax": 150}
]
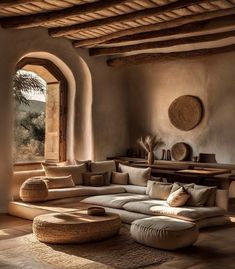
[
  {"xmin": 90, "ymin": 30, "xmax": 235, "ymax": 56},
  {"xmin": 105, "ymin": 14, "xmax": 235, "ymax": 45},
  {"xmin": 73, "ymin": 7, "xmax": 235, "ymax": 48},
  {"xmin": 1, "ymin": 0, "xmax": 131, "ymax": 29},
  {"xmin": 107, "ymin": 44, "xmax": 235, "ymax": 67},
  {"xmin": 50, "ymin": 0, "xmax": 213, "ymax": 37},
  {"xmin": 0, "ymin": 0, "xmax": 43, "ymax": 8}
]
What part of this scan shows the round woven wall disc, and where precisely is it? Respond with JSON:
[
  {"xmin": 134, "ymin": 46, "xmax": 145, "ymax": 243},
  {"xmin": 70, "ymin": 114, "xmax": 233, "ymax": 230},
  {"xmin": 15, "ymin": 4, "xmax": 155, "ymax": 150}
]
[
  {"xmin": 168, "ymin": 95, "xmax": 203, "ymax": 131},
  {"xmin": 171, "ymin": 143, "xmax": 190, "ymax": 161}
]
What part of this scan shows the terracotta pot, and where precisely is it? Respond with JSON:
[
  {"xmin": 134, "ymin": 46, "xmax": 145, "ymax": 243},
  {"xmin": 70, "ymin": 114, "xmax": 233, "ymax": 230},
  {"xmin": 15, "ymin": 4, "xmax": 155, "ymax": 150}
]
[{"xmin": 147, "ymin": 151, "xmax": 154, "ymax": 165}]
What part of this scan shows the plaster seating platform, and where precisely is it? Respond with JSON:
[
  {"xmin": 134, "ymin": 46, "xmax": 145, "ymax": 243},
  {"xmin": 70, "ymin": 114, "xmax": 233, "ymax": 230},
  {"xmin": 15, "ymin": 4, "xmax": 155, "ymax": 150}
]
[{"xmin": 130, "ymin": 216, "xmax": 199, "ymax": 250}]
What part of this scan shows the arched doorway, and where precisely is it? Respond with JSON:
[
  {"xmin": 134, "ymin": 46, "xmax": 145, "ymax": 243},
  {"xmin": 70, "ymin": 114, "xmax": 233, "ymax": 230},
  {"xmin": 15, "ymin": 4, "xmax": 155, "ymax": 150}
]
[{"xmin": 14, "ymin": 57, "xmax": 68, "ymax": 163}]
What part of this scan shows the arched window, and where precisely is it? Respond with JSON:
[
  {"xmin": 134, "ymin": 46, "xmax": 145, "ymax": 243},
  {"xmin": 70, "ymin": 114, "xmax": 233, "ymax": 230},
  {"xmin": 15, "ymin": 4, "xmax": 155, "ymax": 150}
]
[{"xmin": 13, "ymin": 57, "xmax": 67, "ymax": 163}]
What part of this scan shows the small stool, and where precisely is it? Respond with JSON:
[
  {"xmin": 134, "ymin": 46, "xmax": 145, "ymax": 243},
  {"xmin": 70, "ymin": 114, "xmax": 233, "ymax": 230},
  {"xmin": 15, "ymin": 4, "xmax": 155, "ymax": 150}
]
[{"xmin": 130, "ymin": 216, "xmax": 199, "ymax": 250}]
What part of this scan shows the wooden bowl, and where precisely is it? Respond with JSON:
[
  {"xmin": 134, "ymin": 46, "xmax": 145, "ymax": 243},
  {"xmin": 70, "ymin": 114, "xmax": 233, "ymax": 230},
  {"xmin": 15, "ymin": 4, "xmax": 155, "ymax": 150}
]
[{"xmin": 87, "ymin": 207, "xmax": 106, "ymax": 216}]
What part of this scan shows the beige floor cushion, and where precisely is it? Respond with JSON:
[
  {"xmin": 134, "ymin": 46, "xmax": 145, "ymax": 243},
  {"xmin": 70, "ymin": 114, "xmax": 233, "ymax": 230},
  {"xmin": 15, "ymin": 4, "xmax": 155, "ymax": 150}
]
[
  {"xmin": 123, "ymin": 200, "xmax": 225, "ymax": 221},
  {"xmin": 81, "ymin": 193, "xmax": 149, "ymax": 209},
  {"xmin": 131, "ymin": 216, "xmax": 199, "ymax": 250},
  {"xmin": 47, "ymin": 185, "xmax": 125, "ymax": 200},
  {"xmin": 112, "ymin": 184, "xmax": 147, "ymax": 194}
]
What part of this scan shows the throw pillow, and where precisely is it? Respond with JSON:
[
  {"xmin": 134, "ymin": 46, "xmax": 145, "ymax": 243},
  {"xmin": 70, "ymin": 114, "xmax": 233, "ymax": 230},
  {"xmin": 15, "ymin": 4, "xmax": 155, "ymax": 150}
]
[
  {"xmin": 42, "ymin": 163, "xmax": 87, "ymax": 185},
  {"xmin": 167, "ymin": 187, "xmax": 190, "ymax": 207},
  {"xmin": 194, "ymin": 184, "xmax": 217, "ymax": 207},
  {"xmin": 119, "ymin": 164, "xmax": 151, "ymax": 186},
  {"xmin": 90, "ymin": 160, "xmax": 116, "ymax": 182},
  {"xmin": 75, "ymin": 160, "xmax": 92, "ymax": 171},
  {"xmin": 146, "ymin": 179, "xmax": 163, "ymax": 195},
  {"xmin": 82, "ymin": 172, "xmax": 109, "ymax": 186},
  {"xmin": 186, "ymin": 187, "xmax": 211, "ymax": 207},
  {"xmin": 170, "ymin": 182, "xmax": 194, "ymax": 194},
  {"xmin": 43, "ymin": 175, "xmax": 75, "ymax": 189},
  {"xmin": 149, "ymin": 181, "xmax": 173, "ymax": 200},
  {"xmin": 111, "ymin": 172, "xmax": 129, "ymax": 185}
]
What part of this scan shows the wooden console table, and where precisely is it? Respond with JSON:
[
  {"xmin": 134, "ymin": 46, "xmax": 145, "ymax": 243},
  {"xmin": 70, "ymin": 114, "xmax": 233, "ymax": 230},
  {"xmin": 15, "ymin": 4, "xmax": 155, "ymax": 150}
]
[{"xmin": 109, "ymin": 156, "xmax": 235, "ymax": 189}]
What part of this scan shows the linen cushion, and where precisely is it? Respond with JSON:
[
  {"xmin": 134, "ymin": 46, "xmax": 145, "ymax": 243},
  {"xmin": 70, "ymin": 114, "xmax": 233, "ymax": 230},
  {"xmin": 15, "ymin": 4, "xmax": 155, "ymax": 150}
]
[
  {"xmin": 124, "ymin": 200, "xmax": 225, "ymax": 221},
  {"xmin": 194, "ymin": 184, "xmax": 217, "ymax": 206},
  {"xmin": 119, "ymin": 164, "xmax": 151, "ymax": 186},
  {"xmin": 146, "ymin": 178, "xmax": 162, "ymax": 195},
  {"xmin": 42, "ymin": 163, "xmax": 87, "ymax": 185},
  {"xmin": 130, "ymin": 216, "xmax": 199, "ymax": 250},
  {"xmin": 44, "ymin": 175, "xmax": 75, "ymax": 189},
  {"xmin": 149, "ymin": 182, "xmax": 173, "ymax": 200},
  {"xmin": 81, "ymin": 193, "xmax": 149, "ymax": 209},
  {"xmin": 186, "ymin": 187, "xmax": 210, "ymax": 207},
  {"xmin": 111, "ymin": 172, "xmax": 129, "ymax": 185},
  {"xmin": 170, "ymin": 182, "xmax": 194, "ymax": 194},
  {"xmin": 20, "ymin": 178, "xmax": 48, "ymax": 202},
  {"xmin": 167, "ymin": 187, "xmax": 190, "ymax": 207},
  {"xmin": 90, "ymin": 161, "xmax": 116, "ymax": 181},
  {"xmin": 82, "ymin": 172, "xmax": 109, "ymax": 186}
]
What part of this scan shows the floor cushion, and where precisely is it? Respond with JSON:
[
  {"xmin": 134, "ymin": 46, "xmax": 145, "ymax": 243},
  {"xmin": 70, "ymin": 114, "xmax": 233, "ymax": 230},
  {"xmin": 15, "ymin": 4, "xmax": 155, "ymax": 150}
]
[
  {"xmin": 123, "ymin": 200, "xmax": 226, "ymax": 221},
  {"xmin": 47, "ymin": 185, "xmax": 125, "ymax": 201},
  {"xmin": 130, "ymin": 216, "xmax": 199, "ymax": 250},
  {"xmin": 81, "ymin": 193, "xmax": 149, "ymax": 209}
]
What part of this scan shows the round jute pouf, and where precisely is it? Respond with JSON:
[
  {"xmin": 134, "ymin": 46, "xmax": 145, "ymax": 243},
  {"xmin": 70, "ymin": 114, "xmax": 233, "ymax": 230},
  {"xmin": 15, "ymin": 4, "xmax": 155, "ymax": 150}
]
[
  {"xmin": 20, "ymin": 178, "xmax": 48, "ymax": 202},
  {"xmin": 130, "ymin": 216, "xmax": 199, "ymax": 250},
  {"xmin": 33, "ymin": 211, "xmax": 121, "ymax": 244}
]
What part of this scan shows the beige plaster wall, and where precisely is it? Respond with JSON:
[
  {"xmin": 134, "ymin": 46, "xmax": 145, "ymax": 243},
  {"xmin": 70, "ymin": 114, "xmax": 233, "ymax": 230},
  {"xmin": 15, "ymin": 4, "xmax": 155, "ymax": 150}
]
[
  {"xmin": 0, "ymin": 27, "xmax": 129, "ymax": 211},
  {"xmin": 125, "ymin": 52, "xmax": 235, "ymax": 164}
]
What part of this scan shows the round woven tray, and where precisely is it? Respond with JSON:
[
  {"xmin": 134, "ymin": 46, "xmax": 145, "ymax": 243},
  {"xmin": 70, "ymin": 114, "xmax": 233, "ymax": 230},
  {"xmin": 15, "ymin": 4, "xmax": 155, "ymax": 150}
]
[
  {"xmin": 168, "ymin": 95, "xmax": 203, "ymax": 131},
  {"xmin": 171, "ymin": 142, "xmax": 190, "ymax": 161}
]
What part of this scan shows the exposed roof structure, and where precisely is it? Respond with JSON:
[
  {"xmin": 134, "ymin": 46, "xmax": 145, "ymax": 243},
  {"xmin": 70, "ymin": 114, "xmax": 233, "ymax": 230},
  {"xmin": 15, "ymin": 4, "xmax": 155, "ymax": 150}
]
[{"xmin": 1, "ymin": 0, "xmax": 235, "ymax": 66}]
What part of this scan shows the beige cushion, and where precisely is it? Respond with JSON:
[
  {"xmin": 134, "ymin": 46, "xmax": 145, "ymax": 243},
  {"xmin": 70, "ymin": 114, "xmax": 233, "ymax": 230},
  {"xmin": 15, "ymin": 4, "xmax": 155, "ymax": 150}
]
[
  {"xmin": 82, "ymin": 172, "xmax": 109, "ymax": 186},
  {"xmin": 20, "ymin": 178, "xmax": 48, "ymax": 202},
  {"xmin": 42, "ymin": 163, "xmax": 87, "ymax": 185},
  {"xmin": 44, "ymin": 175, "xmax": 75, "ymax": 189},
  {"xmin": 130, "ymin": 216, "xmax": 199, "ymax": 250},
  {"xmin": 123, "ymin": 199, "xmax": 225, "ymax": 221},
  {"xmin": 114, "ymin": 184, "xmax": 147, "ymax": 194},
  {"xmin": 119, "ymin": 164, "xmax": 151, "ymax": 186},
  {"xmin": 194, "ymin": 184, "xmax": 217, "ymax": 206},
  {"xmin": 167, "ymin": 187, "xmax": 190, "ymax": 207},
  {"xmin": 81, "ymin": 193, "xmax": 149, "ymax": 209},
  {"xmin": 90, "ymin": 160, "xmax": 116, "ymax": 181},
  {"xmin": 111, "ymin": 172, "xmax": 129, "ymax": 185},
  {"xmin": 186, "ymin": 187, "xmax": 210, "ymax": 207},
  {"xmin": 149, "ymin": 182, "xmax": 172, "ymax": 200},
  {"xmin": 170, "ymin": 182, "xmax": 194, "ymax": 194},
  {"xmin": 47, "ymin": 185, "xmax": 126, "ymax": 201}
]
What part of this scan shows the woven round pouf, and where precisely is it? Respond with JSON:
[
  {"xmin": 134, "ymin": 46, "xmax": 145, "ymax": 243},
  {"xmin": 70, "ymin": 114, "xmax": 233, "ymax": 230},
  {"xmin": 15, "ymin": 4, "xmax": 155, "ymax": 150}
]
[
  {"xmin": 33, "ymin": 211, "xmax": 121, "ymax": 244},
  {"xmin": 20, "ymin": 178, "xmax": 48, "ymax": 202},
  {"xmin": 131, "ymin": 216, "xmax": 199, "ymax": 250}
]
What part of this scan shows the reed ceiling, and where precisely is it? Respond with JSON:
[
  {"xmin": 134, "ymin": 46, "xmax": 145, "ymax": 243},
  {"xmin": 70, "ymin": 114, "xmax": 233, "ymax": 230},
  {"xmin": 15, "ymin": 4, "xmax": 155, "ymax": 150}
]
[{"xmin": 1, "ymin": 0, "xmax": 235, "ymax": 66}]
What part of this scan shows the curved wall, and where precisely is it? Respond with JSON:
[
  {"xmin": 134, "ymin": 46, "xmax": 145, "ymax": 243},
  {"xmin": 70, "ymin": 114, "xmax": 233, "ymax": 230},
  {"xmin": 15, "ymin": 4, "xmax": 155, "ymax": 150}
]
[{"xmin": 0, "ymin": 27, "xmax": 129, "ymax": 211}]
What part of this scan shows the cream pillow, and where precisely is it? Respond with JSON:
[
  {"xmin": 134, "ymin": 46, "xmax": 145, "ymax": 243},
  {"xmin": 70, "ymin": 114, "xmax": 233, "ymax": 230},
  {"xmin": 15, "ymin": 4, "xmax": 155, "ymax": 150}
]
[
  {"xmin": 119, "ymin": 164, "xmax": 151, "ymax": 186},
  {"xmin": 42, "ymin": 163, "xmax": 87, "ymax": 185},
  {"xmin": 186, "ymin": 187, "xmax": 211, "ymax": 207},
  {"xmin": 90, "ymin": 160, "xmax": 116, "ymax": 182},
  {"xmin": 194, "ymin": 184, "xmax": 217, "ymax": 207},
  {"xmin": 43, "ymin": 175, "xmax": 75, "ymax": 189},
  {"xmin": 170, "ymin": 182, "xmax": 194, "ymax": 194},
  {"xmin": 111, "ymin": 172, "xmax": 129, "ymax": 185},
  {"xmin": 167, "ymin": 187, "xmax": 190, "ymax": 207},
  {"xmin": 149, "ymin": 182, "xmax": 173, "ymax": 200}
]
